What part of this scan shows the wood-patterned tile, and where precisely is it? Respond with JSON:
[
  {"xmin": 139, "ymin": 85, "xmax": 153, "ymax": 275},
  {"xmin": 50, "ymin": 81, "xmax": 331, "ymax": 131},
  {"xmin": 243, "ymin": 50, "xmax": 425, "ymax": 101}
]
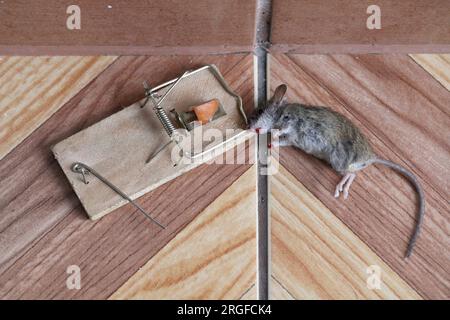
[
  {"xmin": 240, "ymin": 284, "xmax": 256, "ymax": 300},
  {"xmin": 0, "ymin": 54, "xmax": 254, "ymax": 299},
  {"xmin": 110, "ymin": 166, "xmax": 256, "ymax": 300},
  {"xmin": 240, "ymin": 278, "xmax": 295, "ymax": 300},
  {"xmin": 269, "ymin": 53, "xmax": 450, "ymax": 299},
  {"xmin": 0, "ymin": 56, "xmax": 117, "ymax": 160},
  {"xmin": 271, "ymin": 164, "xmax": 421, "ymax": 300},
  {"xmin": 0, "ymin": 0, "xmax": 256, "ymax": 55},
  {"xmin": 270, "ymin": 277, "xmax": 295, "ymax": 300},
  {"xmin": 410, "ymin": 54, "xmax": 450, "ymax": 91},
  {"xmin": 271, "ymin": 0, "xmax": 450, "ymax": 53}
]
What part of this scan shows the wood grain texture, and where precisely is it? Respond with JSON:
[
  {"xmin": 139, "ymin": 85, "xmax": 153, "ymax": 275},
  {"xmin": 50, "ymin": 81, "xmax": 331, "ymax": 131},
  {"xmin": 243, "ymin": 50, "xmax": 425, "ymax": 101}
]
[
  {"xmin": 271, "ymin": 164, "xmax": 421, "ymax": 300},
  {"xmin": 270, "ymin": 277, "xmax": 295, "ymax": 300},
  {"xmin": 53, "ymin": 65, "xmax": 252, "ymax": 220},
  {"xmin": 239, "ymin": 284, "xmax": 256, "ymax": 300},
  {"xmin": 271, "ymin": 0, "xmax": 450, "ymax": 53},
  {"xmin": 0, "ymin": 54, "xmax": 254, "ymax": 299},
  {"xmin": 0, "ymin": 0, "xmax": 256, "ymax": 55},
  {"xmin": 0, "ymin": 56, "xmax": 116, "ymax": 160},
  {"xmin": 269, "ymin": 54, "xmax": 450, "ymax": 299},
  {"xmin": 411, "ymin": 54, "xmax": 450, "ymax": 91},
  {"xmin": 240, "ymin": 277, "xmax": 295, "ymax": 300},
  {"xmin": 110, "ymin": 166, "xmax": 256, "ymax": 300}
]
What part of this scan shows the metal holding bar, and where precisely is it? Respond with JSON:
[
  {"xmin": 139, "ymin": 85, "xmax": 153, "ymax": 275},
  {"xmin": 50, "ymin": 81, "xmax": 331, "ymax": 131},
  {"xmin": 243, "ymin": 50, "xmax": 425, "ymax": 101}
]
[
  {"xmin": 152, "ymin": 70, "xmax": 190, "ymax": 108},
  {"xmin": 71, "ymin": 162, "xmax": 165, "ymax": 229},
  {"xmin": 145, "ymin": 140, "xmax": 172, "ymax": 164}
]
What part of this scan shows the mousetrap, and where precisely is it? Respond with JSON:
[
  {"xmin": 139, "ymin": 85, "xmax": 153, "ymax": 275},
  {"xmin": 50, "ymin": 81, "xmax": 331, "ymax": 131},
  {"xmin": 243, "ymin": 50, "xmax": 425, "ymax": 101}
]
[{"xmin": 52, "ymin": 65, "xmax": 252, "ymax": 221}]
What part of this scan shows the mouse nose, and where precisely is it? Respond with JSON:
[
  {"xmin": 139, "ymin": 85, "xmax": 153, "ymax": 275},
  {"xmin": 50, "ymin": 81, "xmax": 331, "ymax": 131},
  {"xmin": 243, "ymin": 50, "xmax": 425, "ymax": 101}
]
[
  {"xmin": 248, "ymin": 127, "xmax": 263, "ymax": 134},
  {"xmin": 248, "ymin": 127, "xmax": 261, "ymax": 133}
]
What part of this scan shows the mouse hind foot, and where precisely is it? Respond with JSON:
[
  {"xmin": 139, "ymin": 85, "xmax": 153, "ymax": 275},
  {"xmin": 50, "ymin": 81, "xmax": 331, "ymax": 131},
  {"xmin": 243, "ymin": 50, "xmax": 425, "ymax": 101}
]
[{"xmin": 334, "ymin": 173, "xmax": 356, "ymax": 200}]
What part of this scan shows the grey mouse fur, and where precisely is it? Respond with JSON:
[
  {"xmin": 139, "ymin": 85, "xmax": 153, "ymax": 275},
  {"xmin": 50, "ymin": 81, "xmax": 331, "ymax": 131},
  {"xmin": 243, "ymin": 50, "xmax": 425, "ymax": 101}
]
[{"xmin": 248, "ymin": 84, "xmax": 425, "ymax": 258}]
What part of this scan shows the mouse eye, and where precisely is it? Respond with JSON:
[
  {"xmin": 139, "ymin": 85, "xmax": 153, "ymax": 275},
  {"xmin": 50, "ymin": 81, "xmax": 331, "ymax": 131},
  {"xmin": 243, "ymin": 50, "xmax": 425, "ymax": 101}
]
[{"xmin": 282, "ymin": 115, "xmax": 290, "ymax": 121}]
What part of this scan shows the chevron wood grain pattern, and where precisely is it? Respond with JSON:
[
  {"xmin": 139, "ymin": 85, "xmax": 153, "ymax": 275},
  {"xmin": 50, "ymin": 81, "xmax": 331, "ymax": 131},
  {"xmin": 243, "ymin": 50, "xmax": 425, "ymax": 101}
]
[
  {"xmin": 269, "ymin": 277, "xmax": 295, "ymax": 300},
  {"xmin": 0, "ymin": 54, "xmax": 254, "ymax": 299},
  {"xmin": 0, "ymin": 0, "xmax": 256, "ymax": 55},
  {"xmin": 110, "ymin": 166, "xmax": 256, "ymax": 300},
  {"xmin": 0, "ymin": 56, "xmax": 116, "ymax": 160},
  {"xmin": 240, "ymin": 278, "xmax": 295, "ymax": 300},
  {"xmin": 410, "ymin": 54, "xmax": 450, "ymax": 91},
  {"xmin": 271, "ymin": 164, "xmax": 421, "ymax": 300},
  {"xmin": 270, "ymin": 0, "xmax": 450, "ymax": 53},
  {"xmin": 269, "ymin": 54, "xmax": 450, "ymax": 299},
  {"xmin": 239, "ymin": 285, "xmax": 256, "ymax": 300}
]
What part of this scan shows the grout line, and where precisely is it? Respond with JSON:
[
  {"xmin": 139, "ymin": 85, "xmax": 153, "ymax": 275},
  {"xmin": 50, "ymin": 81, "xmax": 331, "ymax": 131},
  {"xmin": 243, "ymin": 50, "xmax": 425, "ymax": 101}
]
[
  {"xmin": 238, "ymin": 283, "xmax": 256, "ymax": 300},
  {"xmin": 408, "ymin": 54, "xmax": 450, "ymax": 94},
  {"xmin": 271, "ymin": 275, "xmax": 297, "ymax": 300},
  {"xmin": 254, "ymin": 0, "xmax": 272, "ymax": 301}
]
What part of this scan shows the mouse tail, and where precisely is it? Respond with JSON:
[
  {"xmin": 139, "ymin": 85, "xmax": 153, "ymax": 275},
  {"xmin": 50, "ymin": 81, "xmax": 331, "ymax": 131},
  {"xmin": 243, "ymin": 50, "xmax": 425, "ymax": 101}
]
[{"xmin": 371, "ymin": 158, "xmax": 425, "ymax": 258}]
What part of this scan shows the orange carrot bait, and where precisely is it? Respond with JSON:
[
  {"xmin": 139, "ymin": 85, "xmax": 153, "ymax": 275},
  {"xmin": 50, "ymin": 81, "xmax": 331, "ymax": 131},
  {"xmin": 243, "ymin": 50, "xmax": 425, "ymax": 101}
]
[{"xmin": 192, "ymin": 99, "xmax": 220, "ymax": 124}]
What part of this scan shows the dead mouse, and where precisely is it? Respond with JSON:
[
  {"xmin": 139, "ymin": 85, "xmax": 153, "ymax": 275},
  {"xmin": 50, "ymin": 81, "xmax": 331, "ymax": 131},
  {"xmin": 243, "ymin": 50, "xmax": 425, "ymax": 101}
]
[{"xmin": 248, "ymin": 84, "xmax": 424, "ymax": 258}]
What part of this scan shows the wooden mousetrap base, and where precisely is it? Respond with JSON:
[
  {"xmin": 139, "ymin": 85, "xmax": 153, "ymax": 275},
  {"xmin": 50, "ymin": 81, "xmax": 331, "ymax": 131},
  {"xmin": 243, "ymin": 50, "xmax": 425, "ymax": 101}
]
[{"xmin": 52, "ymin": 65, "xmax": 253, "ymax": 220}]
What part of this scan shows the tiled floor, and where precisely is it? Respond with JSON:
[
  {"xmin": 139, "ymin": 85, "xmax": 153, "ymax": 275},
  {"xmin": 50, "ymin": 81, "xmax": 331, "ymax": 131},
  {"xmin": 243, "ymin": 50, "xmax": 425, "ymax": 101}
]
[
  {"xmin": 269, "ymin": 54, "xmax": 450, "ymax": 299},
  {"xmin": 0, "ymin": 54, "xmax": 448, "ymax": 299},
  {"xmin": 0, "ymin": 54, "xmax": 257, "ymax": 299}
]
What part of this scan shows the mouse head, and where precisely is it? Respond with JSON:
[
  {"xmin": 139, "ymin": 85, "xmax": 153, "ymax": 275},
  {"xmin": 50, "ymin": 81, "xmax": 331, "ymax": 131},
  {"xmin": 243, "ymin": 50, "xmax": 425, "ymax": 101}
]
[{"xmin": 247, "ymin": 84, "xmax": 287, "ymax": 133}]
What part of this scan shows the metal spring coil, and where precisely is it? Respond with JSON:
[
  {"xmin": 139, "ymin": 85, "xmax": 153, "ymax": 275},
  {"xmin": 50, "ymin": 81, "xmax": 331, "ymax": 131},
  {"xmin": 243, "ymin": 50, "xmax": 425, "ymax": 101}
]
[{"xmin": 154, "ymin": 106, "xmax": 176, "ymax": 137}]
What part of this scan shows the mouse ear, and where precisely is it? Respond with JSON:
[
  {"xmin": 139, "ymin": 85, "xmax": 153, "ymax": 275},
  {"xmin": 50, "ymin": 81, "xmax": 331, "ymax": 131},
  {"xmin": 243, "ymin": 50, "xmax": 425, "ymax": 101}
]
[{"xmin": 269, "ymin": 84, "xmax": 287, "ymax": 106}]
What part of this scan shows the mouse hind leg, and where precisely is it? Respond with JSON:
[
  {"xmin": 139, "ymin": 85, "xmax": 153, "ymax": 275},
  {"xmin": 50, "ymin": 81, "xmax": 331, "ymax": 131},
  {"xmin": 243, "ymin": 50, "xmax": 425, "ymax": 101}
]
[{"xmin": 334, "ymin": 172, "xmax": 356, "ymax": 200}]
